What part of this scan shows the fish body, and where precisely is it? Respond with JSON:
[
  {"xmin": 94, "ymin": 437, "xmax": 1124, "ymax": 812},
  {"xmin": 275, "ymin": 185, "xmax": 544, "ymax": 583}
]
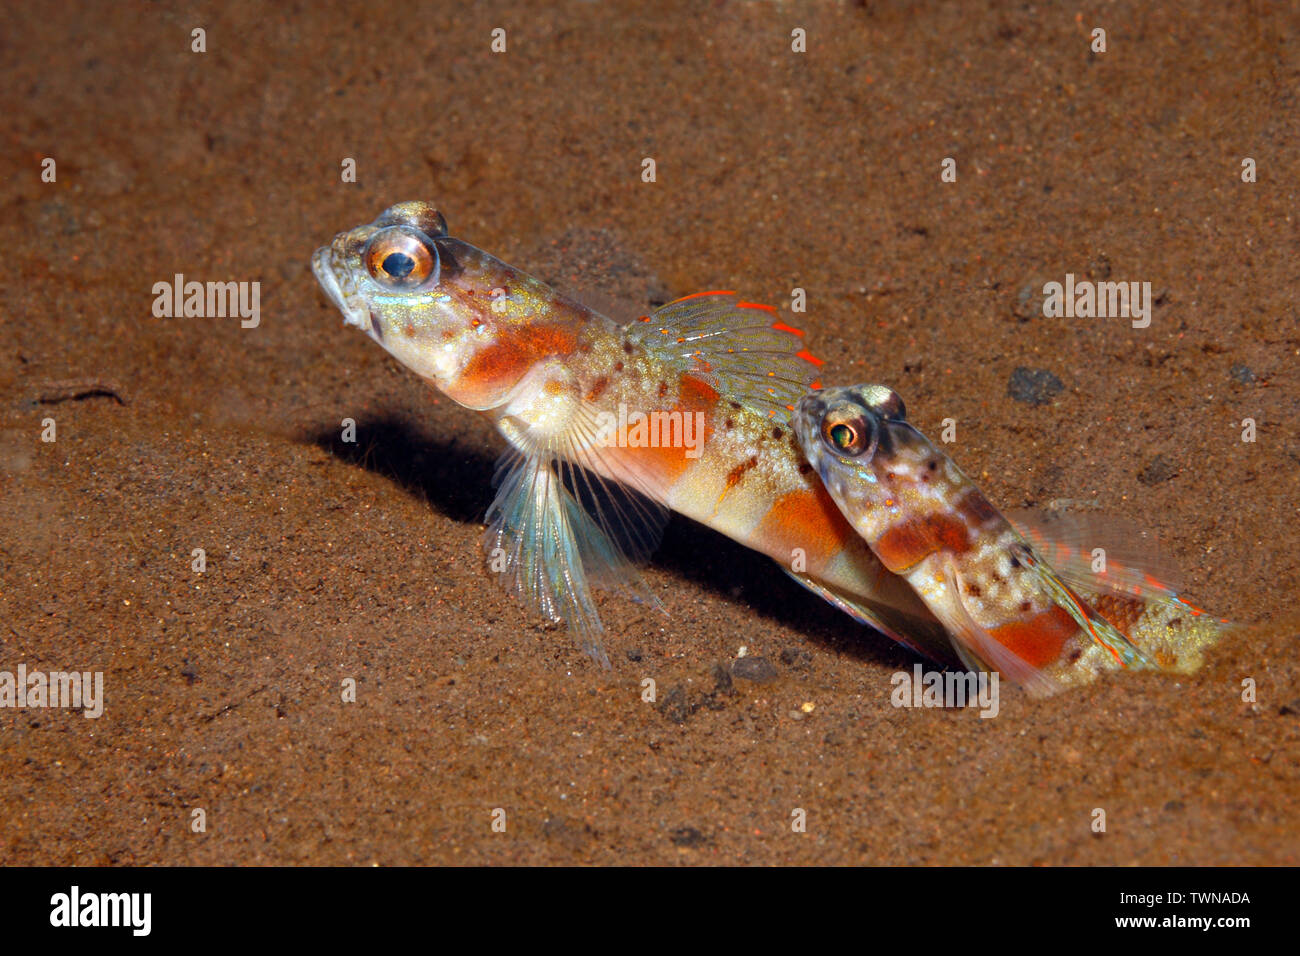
[
  {"xmin": 313, "ymin": 202, "xmax": 953, "ymax": 664},
  {"xmin": 793, "ymin": 384, "xmax": 1228, "ymax": 694}
]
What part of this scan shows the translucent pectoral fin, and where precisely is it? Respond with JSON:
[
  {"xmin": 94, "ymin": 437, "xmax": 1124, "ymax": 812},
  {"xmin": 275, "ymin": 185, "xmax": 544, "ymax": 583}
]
[
  {"xmin": 485, "ymin": 451, "xmax": 608, "ymax": 664},
  {"xmin": 484, "ymin": 426, "xmax": 670, "ymax": 666},
  {"xmin": 1022, "ymin": 549, "xmax": 1150, "ymax": 669},
  {"xmin": 1006, "ymin": 508, "xmax": 1235, "ymax": 644},
  {"xmin": 1006, "ymin": 509, "xmax": 1188, "ymax": 605}
]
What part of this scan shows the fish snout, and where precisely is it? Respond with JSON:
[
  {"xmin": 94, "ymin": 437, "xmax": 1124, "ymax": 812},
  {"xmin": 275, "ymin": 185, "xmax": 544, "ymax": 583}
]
[{"xmin": 312, "ymin": 240, "xmax": 368, "ymax": 330}]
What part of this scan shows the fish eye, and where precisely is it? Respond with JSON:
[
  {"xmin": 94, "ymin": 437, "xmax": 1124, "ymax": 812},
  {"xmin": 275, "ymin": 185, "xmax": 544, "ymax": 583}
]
[
  {"xmin": 822, "ymin": 410, "xmax": 874, "ymax": 457},
  {"xmin": 363, "ymin": 226, "xmax": 439, "ymax": 289}
]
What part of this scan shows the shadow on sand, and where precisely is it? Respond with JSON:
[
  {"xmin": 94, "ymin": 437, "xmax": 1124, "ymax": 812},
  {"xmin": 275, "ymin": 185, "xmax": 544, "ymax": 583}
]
[{"xmin": 309, "ymin": 415, "xmax": 920, "ymax": 670}]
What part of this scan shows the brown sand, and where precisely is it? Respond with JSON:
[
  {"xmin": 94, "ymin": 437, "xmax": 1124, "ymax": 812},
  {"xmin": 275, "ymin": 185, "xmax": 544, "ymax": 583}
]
[{"xmin": 1, "ymin": 0, "xmax": 1297, "ymax": 865}]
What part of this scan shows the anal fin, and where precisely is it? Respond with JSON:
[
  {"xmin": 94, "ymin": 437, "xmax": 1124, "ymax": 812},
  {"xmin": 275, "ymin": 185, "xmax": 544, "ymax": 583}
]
[{"xmin": 783, "ymin": 568, "xmax": 958, "ymax": 665}]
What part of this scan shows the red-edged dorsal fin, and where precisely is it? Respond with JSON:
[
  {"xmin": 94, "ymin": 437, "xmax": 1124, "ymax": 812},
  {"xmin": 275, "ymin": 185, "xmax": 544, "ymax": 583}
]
[{"xmin": 628, "ymin": 292, "xmax": 823, "ymax": 423}]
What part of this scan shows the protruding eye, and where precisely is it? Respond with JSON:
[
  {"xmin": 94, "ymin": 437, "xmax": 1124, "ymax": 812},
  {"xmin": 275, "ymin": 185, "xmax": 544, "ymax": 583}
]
[
  {"xmin": 822, "ymin": 411, "xmax": 874, "ymax": 457},
  {"xmin": 375, "ymin": 201, "xmax": 448, "ymax": 238},
  {"xmin": 860, "ymin": 385, "xmax": 906, "ymax": 421},
  {"xmin": 363, "ymin": 226, "xmax": 438, "ymax": 289}
]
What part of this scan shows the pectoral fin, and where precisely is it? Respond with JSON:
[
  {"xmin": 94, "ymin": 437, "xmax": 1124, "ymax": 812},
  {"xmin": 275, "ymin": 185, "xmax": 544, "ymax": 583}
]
[
  {"xmin": 938, "ymin": 554, "xmax": 1150, "ymax": 697},
  {"xmin": 484, "ymin": 407, "xmax": 670, "ymax": 666}
]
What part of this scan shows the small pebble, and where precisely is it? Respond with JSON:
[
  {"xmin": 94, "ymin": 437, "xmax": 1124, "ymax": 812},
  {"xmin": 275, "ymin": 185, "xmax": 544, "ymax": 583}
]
[
  {"xmin": 1137, "ymin": 455, "xmax": 1177, "ymax": 486},
  {"xmin": 731, "ymin": 656, "xmax": 778, "ymax": 683},
  {"xmin": 1007, "ymin": 366, "xmax": 1064, "ymax": 406},
  {"xmin": 1230, "ymin": 363, "xmax": 1257, "ymax": 384}
]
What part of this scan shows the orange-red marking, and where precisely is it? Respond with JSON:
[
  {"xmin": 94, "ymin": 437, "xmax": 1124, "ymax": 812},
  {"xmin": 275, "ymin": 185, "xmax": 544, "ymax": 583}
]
[
  {"xmin": 667, "ymin": 290, "xmax": 736, "ymax": 305},
  {"xmin": 604, "ymin": 373, "xmax": 719, "ymax": 487},
  {"xmin": 795, "ymin": 349, "xmax": 824, "ymax": 367},
  {"xmin": 875, "ymin": 512, "xmax": 973, "ymax": 571},
  {"xmin": 456, "ymin": 323, "xmax": 578, "ymax": 406},
  {"xmin": 755, "ymin": 484, "xmax": 852, "ymax": 568},
  {"xmin": 987, "ymin": 604, "xmax": 1078, "ymax": 669}
]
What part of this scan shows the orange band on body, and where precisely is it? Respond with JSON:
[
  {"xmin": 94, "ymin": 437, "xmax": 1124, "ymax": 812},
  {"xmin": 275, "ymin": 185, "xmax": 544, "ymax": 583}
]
[
  {"xmin": 457, "ymin": 324, "xmax": 578, "ymax": 405},
  {"xmin": 603, "ymin": 373, "xmax": 720, "ymax": 488},
  {"xmin": 874, "ymin": 512, "xmax": 973, "ymax": 572},
  {"xmin": 755, "ymin": 483, "xmax": 852, "ymax": 570},
  {"xmin": 987, "ymin": 604, "xmax": 1079, "ymax": 669}
]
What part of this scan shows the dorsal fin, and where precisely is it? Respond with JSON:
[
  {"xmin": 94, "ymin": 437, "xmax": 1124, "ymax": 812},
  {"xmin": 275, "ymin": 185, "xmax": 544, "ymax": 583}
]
[{"xmin": 627, "ymin": 292, "xmax": 823, "ymax": 422}]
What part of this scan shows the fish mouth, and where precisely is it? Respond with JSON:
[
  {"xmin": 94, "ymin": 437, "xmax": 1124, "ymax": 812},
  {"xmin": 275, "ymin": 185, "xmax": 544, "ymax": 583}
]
[{"xmin": 311, "ymin": 244, "xmax": 368, "ymax": 330}]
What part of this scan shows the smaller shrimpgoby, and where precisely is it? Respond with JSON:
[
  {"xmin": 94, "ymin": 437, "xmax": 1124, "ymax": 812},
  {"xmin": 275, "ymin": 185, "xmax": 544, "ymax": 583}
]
[{"xmin": 793, "ymin": 384, "xmax": 1231, "ymax": 695}]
